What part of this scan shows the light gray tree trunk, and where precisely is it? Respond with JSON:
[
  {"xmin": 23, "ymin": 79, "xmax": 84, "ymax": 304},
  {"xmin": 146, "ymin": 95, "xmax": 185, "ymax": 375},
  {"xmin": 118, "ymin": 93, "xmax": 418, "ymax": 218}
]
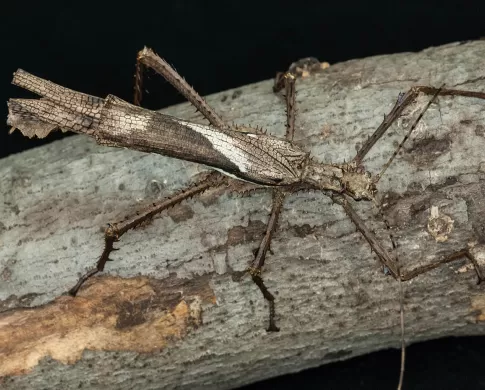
[{"xmin": 1, "ymin": 41, "xmax": 485, "ymax": 389}]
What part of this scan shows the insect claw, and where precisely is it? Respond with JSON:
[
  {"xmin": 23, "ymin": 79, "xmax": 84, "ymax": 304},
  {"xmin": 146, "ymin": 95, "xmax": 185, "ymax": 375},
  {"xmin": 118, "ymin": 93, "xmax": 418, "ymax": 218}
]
[{"xmin": 266, "ymin": 324, "xmax": 280, "ymax": 332}]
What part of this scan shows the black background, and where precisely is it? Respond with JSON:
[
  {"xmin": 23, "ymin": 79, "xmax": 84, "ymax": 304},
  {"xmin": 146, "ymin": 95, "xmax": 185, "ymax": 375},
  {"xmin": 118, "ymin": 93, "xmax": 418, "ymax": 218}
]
[{"xmin": 2, "ymin": 1, "xmax": 485, "ymax": 389}]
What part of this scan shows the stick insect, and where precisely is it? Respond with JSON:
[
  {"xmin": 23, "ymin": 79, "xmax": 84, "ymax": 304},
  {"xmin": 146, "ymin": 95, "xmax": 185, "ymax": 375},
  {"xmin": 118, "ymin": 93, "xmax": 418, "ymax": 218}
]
[{"xmin": 7, "ymin": 47, "xmax": 485, "ymax": 341}]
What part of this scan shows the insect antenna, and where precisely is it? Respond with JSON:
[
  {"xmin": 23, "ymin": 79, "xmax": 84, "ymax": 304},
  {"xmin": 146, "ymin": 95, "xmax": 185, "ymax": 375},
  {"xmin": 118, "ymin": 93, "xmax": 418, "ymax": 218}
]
[
  {"xmin": 378, "ymin": 207, "xmax": 406, "ymax": 389},
  {"xmin": 373, "ymin": 85, "xmax": 443, "ymax": 184}
]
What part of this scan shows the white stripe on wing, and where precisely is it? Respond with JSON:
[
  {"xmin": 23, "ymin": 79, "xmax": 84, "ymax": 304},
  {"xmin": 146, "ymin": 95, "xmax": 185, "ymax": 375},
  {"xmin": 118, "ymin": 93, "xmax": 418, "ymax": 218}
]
[{"xmin": 175, "ymin": 119, "xmax": 250, "ymax": 173}]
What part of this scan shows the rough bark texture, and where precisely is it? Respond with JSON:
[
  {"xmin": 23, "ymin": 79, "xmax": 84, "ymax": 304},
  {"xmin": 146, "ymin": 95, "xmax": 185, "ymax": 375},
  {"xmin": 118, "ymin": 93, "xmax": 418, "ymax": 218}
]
[{"xmin": 1, "ymin": 41, "xmax": 485, "ymax": 389}]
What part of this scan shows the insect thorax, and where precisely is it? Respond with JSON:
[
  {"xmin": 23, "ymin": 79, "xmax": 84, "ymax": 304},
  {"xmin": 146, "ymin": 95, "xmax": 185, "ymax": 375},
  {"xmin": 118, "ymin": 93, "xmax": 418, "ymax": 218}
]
[{"xmin": 303, "ymin": 161, "xmax": 376, "ymax": 201}]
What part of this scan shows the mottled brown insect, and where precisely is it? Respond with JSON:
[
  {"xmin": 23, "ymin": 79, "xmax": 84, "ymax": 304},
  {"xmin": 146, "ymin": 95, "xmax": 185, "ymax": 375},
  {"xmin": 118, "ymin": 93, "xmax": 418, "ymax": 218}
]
[{"xmin": 8, "ymin": 48, "xmax": 485, "ymax": 340}]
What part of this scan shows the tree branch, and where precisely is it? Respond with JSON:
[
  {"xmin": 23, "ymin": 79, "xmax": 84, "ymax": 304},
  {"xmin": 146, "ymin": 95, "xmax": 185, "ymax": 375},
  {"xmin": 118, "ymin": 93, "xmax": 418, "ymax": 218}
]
[{"xmin": 1, "ymin": 41, "xmax": 485, "ymax": 389}]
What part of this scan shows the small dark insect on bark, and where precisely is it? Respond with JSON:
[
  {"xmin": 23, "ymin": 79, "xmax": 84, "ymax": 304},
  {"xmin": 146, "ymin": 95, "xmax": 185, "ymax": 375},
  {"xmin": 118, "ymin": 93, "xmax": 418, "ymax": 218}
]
[{"xmin": 7, "ymin": 47, "xmax": 485, "ymax": 385}]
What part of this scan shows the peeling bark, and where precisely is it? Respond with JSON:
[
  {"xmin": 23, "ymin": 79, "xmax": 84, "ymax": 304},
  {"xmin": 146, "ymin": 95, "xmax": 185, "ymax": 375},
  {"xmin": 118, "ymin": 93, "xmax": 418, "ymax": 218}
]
[{"xmin": 1, "ymin": 41, "xmax": 485, "ymax": 389}]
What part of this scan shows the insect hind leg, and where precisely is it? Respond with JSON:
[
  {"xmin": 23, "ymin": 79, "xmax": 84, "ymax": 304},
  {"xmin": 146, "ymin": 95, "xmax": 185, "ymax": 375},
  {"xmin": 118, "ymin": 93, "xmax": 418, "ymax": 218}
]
[{"xmin": 68, "ymin": 172, "xmax": 227, "ymax": 296}]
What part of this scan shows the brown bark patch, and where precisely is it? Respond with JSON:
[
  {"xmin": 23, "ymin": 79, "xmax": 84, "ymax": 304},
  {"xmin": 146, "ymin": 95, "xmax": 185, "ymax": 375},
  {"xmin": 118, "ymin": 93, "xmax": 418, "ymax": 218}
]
[
  {"xmin": 471, "ymin": 295, "xmax": 485, "ymax": 322},
  {"xmin": 0, "ymin": 274, "xmax": 215, "ymax": 377},
  {"xmin": 406, "ymin": 136, "xmax": 452, "ymax": 166},
  {"xmin": 427, "ymin": 205, "xmax": 454, "ymax": 242}
]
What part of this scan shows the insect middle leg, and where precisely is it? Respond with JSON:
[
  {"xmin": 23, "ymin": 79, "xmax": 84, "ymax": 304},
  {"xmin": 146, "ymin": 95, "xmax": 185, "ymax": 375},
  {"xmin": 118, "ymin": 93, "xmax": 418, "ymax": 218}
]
[
  {"xmin": 247, "ymin": 190, "xmax": 287, "ymax": 332},
  {"xmin": 240, "ymin": 72, "xmax": 303, "ymax": 331}
]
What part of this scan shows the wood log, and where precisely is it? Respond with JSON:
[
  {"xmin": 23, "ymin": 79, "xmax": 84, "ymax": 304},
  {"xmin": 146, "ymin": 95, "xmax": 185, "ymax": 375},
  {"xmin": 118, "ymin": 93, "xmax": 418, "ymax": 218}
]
[{"xmin": 1, "ymin": 40, "xmax": 485, "ymax": 389}]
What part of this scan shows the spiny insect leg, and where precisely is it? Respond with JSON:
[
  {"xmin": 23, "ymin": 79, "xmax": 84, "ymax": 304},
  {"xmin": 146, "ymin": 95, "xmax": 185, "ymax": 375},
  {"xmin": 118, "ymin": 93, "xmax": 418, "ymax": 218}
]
[
  {"xmin": 243, "ymin": 60, "xmax": 308, "ymax": 330},
  {"xmin": 284, "ymin": 73, "xmax": 297, "ymax": 141},
  {"xmin": 331, "ymin": 194, "xmax": 400, "ymax": 277},
  {"xmin": 247, "ymin": 190, "xmax": 287, "ymax": 332},
  {"xmin": 134, "ymin": 46, "xmax": 228, "ymax": 129},
  {"xmin": 273, "ymin": 57, "xmax": 326, "ymax": 93},
  {"xmin": 353, "ymin": 85, "xmax": 485, "ymax": 165},
  {"xmin": 400, "ymin": 248, "xmax": 484, "ymax": 283},
  {"xmin": 333, "ymin": 194, "xmax": 485, "ymax": 283},
  {"xmin": 274, "ymin": 58, "xmax": 326, "ymax": 141},
  {"xmin": 68, "ymin": 172, "xmax": 227, "ymax": 296}
]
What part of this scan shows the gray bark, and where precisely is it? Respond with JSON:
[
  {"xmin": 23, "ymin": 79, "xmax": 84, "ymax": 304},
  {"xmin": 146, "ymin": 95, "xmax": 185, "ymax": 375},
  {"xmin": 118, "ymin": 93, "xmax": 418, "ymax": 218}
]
[{"xmin": 1, "ymin": 40, "xmax": 485, "ymax": 389}]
